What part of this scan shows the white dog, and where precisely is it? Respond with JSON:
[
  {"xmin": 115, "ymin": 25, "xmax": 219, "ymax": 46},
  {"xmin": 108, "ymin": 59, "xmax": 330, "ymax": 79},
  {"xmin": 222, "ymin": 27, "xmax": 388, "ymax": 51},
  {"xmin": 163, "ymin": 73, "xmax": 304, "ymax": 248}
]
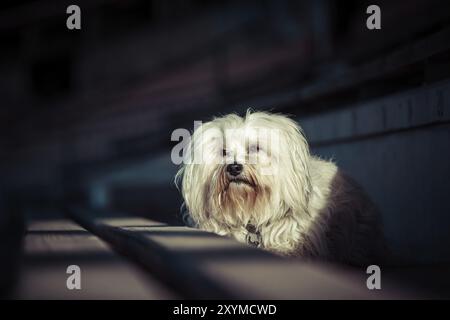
[{"xmin": 176, "ymin": 110, "xmax": 385, "ymax": 266}]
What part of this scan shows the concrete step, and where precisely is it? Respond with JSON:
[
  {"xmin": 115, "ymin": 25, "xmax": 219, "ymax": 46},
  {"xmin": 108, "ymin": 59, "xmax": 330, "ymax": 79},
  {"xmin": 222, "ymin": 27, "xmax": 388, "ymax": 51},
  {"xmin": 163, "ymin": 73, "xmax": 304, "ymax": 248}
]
[
  {"xmin": 14, "ymin": 218, "xmax": 176, "ymax": 299},
  {"xmin": 67, "ymin": 207, "xmax": 408, "ymax": 299}
]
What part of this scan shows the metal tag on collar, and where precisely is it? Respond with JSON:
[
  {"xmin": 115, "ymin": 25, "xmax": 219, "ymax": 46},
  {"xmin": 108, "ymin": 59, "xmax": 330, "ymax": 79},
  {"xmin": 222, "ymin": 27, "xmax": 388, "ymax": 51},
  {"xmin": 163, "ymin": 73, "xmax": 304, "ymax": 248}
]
[{"xmin": 245, "ymin": 223, "xmax": 262, "ymax": 248}]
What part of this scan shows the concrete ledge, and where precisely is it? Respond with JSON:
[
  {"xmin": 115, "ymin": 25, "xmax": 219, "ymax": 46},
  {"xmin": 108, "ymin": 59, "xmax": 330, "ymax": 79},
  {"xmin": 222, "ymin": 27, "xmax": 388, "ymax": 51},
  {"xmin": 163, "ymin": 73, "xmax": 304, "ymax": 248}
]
[{"xmin": 68, "ymin": 208, "xmax": 408, "ymax": 299}]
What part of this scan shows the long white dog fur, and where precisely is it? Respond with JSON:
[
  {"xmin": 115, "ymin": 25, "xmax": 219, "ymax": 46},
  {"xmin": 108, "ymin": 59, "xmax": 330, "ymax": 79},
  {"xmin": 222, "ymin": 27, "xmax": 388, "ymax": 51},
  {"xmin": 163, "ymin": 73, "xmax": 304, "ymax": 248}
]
[{"xmin": 176, "ymin": 110, "xmax": 385, "ymax": 266}]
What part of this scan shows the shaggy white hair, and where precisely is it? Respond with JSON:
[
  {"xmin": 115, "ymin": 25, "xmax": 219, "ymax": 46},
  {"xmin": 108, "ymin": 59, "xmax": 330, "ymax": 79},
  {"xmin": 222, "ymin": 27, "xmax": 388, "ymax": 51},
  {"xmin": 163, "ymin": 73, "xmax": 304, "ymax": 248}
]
[{"xmin": 176, "ymin": 110, "xmax": 385, "ymax": 266}]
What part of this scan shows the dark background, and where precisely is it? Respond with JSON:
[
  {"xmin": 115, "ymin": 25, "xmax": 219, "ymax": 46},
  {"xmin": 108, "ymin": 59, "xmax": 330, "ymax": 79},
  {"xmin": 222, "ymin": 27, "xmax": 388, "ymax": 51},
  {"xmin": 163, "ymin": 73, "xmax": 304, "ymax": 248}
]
[{"xmin": 1, "ymin": 0, "xmax": 450, "ymax": 269}]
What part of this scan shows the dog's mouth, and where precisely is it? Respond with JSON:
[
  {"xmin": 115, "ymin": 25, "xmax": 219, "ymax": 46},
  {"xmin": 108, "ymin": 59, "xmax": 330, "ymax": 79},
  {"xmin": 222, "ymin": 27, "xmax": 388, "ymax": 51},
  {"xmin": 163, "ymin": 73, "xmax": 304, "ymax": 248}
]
[{"xmin": 228, "ymin": 177, "xmax": 254, "ymax": 187}]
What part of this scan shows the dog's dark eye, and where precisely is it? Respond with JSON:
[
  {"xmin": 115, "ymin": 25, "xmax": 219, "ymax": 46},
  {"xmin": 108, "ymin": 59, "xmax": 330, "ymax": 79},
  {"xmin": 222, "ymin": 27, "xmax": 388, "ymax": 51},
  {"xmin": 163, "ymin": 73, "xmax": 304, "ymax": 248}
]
[
  {"xmin": 248, "ymin": 144, "xmax": 260, "ymax": 153},
  {"xmin": 222, "ymin": 149, "xmax": 228, "ymax": 157}
]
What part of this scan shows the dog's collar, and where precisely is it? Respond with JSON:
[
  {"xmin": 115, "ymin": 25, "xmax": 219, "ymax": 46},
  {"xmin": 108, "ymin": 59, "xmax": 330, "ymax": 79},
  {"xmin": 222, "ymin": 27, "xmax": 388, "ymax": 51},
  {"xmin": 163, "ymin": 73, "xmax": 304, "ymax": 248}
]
[{"xmin": 245, "ymin": 223, "xmax": 262, "ymax": 248}]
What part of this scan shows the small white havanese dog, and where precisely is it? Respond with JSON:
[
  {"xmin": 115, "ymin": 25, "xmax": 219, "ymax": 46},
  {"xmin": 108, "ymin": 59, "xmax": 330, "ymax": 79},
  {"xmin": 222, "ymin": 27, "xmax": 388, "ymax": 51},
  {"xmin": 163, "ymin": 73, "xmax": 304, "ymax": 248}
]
[{"xmin": 176, "ymin": 110, "xmax": 385, "ymax": 266}]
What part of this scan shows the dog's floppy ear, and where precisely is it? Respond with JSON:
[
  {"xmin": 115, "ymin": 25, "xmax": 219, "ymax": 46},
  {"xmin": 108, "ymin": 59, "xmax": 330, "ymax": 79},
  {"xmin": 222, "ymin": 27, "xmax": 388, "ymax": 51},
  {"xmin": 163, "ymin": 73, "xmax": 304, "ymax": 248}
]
[
  {"xmin": 244, "ymin": 111, "xmax": 312, "ymax": 215},
  {"xmin": 175, "ymin": 119, "xmax": 225, "ymax": 228},
  {"xmin": 175, "ymin": 121, "xmax": 208, "ymax": 224},
  {"xmin": 275, "ymin": 114, "xmax": 312, "ymax": 216}
]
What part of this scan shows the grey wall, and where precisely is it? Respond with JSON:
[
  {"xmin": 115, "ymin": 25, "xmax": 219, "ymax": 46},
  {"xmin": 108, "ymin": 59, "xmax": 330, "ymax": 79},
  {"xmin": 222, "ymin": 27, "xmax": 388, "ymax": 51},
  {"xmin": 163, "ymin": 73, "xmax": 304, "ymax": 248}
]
[{"xmin": 301, "ymin": 79, "xmax": 450, "ymax": 264}]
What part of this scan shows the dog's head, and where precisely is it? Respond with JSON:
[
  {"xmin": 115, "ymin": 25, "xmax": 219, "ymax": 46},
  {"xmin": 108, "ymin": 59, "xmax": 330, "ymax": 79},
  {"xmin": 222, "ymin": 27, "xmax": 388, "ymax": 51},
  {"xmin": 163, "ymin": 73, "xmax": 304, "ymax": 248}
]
[{"xmin": 176, "ymin": 110, "xmax": 311, "ymax": 232}]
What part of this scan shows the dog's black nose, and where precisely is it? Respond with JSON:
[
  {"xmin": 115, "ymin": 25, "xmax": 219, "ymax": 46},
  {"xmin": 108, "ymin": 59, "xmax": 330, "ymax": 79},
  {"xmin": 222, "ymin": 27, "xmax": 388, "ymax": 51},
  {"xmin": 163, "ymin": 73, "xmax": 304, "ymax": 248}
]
[{"xmin": 227, "ymin": 163, "xmax": 243, "ymax": 176}]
